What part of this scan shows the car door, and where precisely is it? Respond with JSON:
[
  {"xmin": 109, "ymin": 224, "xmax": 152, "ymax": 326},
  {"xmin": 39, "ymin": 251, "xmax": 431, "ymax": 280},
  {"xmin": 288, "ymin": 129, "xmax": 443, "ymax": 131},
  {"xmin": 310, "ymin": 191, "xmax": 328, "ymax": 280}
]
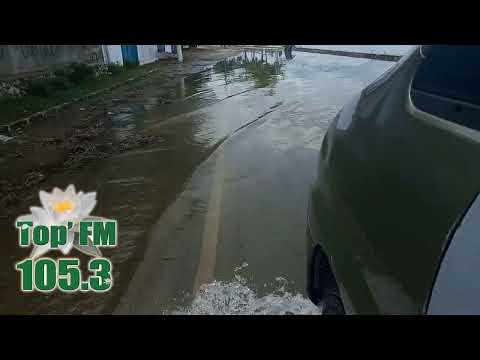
[{"xmin": 334, "ymin": 46, "xmax": 480, "ymax": 314}]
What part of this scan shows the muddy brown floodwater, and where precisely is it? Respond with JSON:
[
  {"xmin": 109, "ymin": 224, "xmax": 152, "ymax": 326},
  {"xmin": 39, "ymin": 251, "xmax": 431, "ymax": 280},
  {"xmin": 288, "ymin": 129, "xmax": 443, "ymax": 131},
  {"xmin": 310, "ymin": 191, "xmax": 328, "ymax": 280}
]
[{"xmin": 0, "ymin": 47, "xmax": 398, "ymax": 314}]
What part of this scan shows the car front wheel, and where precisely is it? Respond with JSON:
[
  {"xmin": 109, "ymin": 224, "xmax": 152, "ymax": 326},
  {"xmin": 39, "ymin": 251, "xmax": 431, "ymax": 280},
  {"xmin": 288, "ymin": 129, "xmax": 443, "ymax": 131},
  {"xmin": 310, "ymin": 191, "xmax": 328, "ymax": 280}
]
[{"xmin": 308, "ymin": 241, "xmax": 346, "ymax": 315}]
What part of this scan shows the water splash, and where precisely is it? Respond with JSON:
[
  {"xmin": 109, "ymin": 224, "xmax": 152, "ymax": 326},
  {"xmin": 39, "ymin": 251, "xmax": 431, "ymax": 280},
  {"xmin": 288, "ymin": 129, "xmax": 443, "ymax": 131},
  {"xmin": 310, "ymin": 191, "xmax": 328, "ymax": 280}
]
[{"xmin": 173, "ymin": 271, "xmax": 321, "ymax": 315}]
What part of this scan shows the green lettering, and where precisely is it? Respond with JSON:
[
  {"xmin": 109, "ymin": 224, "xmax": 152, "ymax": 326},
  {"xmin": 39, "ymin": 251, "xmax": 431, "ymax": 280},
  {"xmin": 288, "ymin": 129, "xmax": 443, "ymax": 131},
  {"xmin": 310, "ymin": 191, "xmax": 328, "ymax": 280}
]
[
  {"xmin": 79, "ymin": 221, "xmax": 92, "ymax": 246},
  {"xmin": 93, "ymin": 221, "xmax": 117, "ymax": 246},
  {"xmin": 33, "ymin": 225, "xmax": 49, "ymax": 246},
  {"xmin": 16, "ymin": 221, "xmax": 33, "ymax": 247},
  {"xmin": 50, "ymin": 225, "xmax": 67, "ymax": 249}
]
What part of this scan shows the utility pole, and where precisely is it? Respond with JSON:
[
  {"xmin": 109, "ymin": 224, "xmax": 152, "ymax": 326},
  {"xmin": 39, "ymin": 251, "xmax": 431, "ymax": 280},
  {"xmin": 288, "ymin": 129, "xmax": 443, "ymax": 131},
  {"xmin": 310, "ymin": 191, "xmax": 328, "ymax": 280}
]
[{"xmin": 176, "ymin": 45, "xmax": 183, "ymax": 63}]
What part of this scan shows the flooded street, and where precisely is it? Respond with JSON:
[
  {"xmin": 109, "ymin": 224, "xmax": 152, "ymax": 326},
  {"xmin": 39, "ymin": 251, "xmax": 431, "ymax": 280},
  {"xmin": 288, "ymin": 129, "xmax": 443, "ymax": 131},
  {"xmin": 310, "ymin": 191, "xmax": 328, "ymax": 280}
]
[{"xmin": 0, "ymin": 47, "xmax": 399, "ymax": 314}]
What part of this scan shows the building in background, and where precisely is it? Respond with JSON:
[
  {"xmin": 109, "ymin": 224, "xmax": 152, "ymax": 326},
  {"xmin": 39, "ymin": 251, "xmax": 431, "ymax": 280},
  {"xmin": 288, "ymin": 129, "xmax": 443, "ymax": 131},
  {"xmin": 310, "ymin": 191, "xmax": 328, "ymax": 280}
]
[
  {"xmin": 102, "ymin": 45, "xmax": 180, "ymax": 66},
  {"xmin": 0, "ymin": 45, "xmax": 185, "ymax": 79}
]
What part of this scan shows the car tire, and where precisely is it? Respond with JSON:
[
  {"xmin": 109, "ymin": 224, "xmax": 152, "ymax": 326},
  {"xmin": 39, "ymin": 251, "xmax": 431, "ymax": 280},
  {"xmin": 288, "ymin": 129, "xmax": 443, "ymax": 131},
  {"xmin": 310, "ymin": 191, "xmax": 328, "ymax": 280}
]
[
  {"xmin": 308, "ymin": 246, "xmax": 324, "ymax": 305},
  {"xmin": 308, "ymin": 245, "xmax": 346, "ymax": 315}
]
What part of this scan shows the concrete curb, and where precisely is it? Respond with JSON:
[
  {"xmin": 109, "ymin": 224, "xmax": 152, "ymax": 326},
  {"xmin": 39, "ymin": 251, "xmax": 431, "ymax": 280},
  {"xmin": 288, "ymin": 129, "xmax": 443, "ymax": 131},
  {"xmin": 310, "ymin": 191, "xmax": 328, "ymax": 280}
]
[
  {"xmin": 238, "ymin": 45, "xmax": 284, "ymax": 52},
  {"xmin": 293, "ymin": 46, "xmax": 402, "ymax": 62},
  {"xmin": 0, "ymin": 67, "xmax": 165, "ymax": 135}
]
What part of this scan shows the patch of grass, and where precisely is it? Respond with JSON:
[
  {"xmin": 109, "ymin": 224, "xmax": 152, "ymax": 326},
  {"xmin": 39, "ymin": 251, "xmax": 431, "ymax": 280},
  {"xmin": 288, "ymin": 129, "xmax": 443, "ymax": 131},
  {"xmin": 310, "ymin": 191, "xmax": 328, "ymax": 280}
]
[
  {"xmin": 26, "ymin": 63, "xmax": 94, "ymax": 98},
  {"xmin": 54, "ymin": 68, "xmax": 68, "ymax": 78},
  {"xmin": 67, "ymin": 63, "xmax": 95, "ymax": 84},
  {"xmin": 107, "ymin": 63, "xmax": 124, "ymax": 75},
  {"xmin": 123, "ymin": 61, "xmax": 140, "ymax": 70},
  {"xmin": 0, "ymin": 61, "xmax": 158, "ymax": 126},
  {"xmin": 27, "ymin": 79, "xmax": 54, "ymax": 97},
  {"xmin": 50, "ymin": 76, "xmax": 73, "ymax": 91}
]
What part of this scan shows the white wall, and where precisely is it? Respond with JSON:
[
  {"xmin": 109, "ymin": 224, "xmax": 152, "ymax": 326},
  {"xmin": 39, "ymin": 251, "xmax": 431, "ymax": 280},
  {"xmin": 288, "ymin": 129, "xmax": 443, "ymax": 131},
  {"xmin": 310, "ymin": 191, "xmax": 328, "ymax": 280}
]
[
  {"xmin": 102, "ymin": 45, "xmax": 175, "ymax": 67},
  {"xmin": 102, "ymin": 45, "xmax": 123, "ymax": 66},
  {"xmin": 137, "ymin": 45, "xmax": 162, "ymax": 65}
]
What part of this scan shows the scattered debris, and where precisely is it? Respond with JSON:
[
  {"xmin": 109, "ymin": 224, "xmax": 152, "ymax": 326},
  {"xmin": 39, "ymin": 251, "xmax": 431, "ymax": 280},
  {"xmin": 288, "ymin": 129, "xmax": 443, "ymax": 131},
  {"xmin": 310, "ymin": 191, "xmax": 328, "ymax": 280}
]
[
  {"xmin": 117, "ymin": 135, "xmax": 163, "ymax": 151},
  {"xmin": 0, "ymin": 79, "xmax": 28, "ymax": 99},
  {"xmin": 24, "ymin": 170, "xmax": 45, "ymax": 187},
  {"xmin": 0, "ymin": 135, "xmax": 13, "ymax": 143},
  {"xmin": 39, "ymin": 137, "xmax": 62, "ymax": 146},
  {"xmin": 0, "ymin": 190, "xmax": 18, "ymax": 207}
]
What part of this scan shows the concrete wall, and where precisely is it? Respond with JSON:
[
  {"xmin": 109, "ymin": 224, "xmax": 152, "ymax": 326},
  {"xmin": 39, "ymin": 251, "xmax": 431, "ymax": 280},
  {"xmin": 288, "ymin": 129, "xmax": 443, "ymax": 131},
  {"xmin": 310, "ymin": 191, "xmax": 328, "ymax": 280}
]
[
  {"xmin": 137, "ymin": 45, "xmax": 161, "ymax": 65},
  {"xmin": 137, "ymin": 45, "xmax": 176, "ymax": 65},
  {"xmin": 137, "ymin": 45, "xmax": 175, "ymax": 65},
  {"xmin": 0, "ymin": 45, "xmax": 104, "ymax": 78},
  {"xmin": 102, "ymin": 45, "xmax": 123, "ymax": 66}
]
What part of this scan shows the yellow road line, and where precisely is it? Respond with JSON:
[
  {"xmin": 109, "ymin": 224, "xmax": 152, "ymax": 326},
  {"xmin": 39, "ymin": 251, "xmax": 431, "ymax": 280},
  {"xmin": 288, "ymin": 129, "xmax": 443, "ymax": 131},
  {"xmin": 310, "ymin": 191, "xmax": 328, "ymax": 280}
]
[{"xmin": 193, "ymin": 149, "xmax": 226, "ymax": 294}]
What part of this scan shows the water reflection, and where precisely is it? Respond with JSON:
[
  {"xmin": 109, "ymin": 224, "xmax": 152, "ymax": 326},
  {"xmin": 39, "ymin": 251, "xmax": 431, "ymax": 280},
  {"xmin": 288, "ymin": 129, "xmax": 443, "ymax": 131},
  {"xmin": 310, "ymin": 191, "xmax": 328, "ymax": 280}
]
[
  {"xmin": 284, "ymin": 45, "xmax": 294, "ymax": 60},
  {"xmin": 214, "ymin": 49, "xmax": 287, "ymax": 88}
]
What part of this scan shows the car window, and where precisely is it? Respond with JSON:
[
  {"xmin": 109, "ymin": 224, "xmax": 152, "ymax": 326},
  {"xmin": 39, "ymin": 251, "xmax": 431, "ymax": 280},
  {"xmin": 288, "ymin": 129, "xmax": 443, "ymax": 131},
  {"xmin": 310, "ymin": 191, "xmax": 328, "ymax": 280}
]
[{"xmin": 411, "ymin": 46, "xmax": 480, "ymax": 131}]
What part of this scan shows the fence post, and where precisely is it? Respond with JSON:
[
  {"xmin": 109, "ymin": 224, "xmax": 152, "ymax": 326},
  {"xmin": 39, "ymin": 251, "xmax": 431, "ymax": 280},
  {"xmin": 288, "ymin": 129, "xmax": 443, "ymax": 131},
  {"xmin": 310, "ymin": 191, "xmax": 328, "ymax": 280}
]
[{"xmin": 176, "ymin": 45, "xmax": 183, "ymax": 63}]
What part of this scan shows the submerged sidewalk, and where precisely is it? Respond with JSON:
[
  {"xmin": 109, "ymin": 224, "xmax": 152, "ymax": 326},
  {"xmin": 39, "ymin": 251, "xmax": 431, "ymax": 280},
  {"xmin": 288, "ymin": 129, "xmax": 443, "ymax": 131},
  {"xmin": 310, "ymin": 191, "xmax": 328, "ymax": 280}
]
[
  {"xmin": 0, "ymin": 47, "xmax": 242, "ymax": 134},
  {"xmin": 0, "ymin": 46, "xmax": 243, "ymax": 209}
]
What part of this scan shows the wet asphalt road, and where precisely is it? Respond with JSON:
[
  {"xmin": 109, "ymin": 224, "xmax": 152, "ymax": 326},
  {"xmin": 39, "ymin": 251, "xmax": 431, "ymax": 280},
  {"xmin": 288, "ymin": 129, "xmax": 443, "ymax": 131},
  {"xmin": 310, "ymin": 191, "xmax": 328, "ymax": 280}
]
[
  {"xmin": 114, "ymin": 50, "xmax": 396, "ymax": 313},
  {"xmin": 0, "ymin": 48, "xmax": 397, "ymax": 314}
]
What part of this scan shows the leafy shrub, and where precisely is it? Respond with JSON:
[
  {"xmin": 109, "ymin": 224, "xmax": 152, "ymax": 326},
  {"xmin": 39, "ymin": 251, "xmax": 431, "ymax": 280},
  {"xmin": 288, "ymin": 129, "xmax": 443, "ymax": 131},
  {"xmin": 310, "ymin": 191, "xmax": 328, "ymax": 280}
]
[
  {"xmin": 28, "ymin": 79, "xmax": 54, "ymax": 97},
  {"xmin": 50, "ymin": 76, "xmax": 72, "ymax": 91},
  {"xmin": 26, "ymin": 61, "xmax": 122, "ymax": 98},
  {"xmin": 107, "ymin": 63, "xmax": 124, "ymax": 75},
  {"xmin": 123, "ymin": 61, "xmax": 139, "ymax": 69},
  {"xmin": 53, "ymin": 68, "xmax": 68, "ymax": 78},
  {"xmin": 67, "ymin": 63, "xmax": 95, "ymax": 84}
]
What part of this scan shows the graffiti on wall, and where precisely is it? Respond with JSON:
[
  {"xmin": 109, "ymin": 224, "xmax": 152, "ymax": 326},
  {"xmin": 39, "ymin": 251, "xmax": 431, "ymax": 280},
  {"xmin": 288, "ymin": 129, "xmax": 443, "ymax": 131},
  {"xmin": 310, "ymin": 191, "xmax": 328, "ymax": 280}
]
[
  {"xmin": 15, "ymin": 45, "xmax": 58, "ymax": 59},
  {"xmin": 0, "ymin": 45, "xmax": 104, "ymax": 77}
]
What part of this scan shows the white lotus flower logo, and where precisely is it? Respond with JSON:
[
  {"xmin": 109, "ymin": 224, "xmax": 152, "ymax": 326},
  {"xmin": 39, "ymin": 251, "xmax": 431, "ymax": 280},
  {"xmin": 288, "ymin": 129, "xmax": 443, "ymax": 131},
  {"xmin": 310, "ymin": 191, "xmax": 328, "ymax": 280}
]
[{"xmin": 16, "ymin": 185, "xmax": 109, "ymax": 259}]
